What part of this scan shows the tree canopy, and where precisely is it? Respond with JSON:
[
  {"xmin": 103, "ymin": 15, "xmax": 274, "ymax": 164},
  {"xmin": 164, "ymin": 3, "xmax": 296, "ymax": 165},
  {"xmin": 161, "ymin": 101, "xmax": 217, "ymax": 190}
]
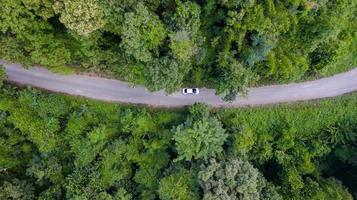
[
  {"xmin": 199, "ymin": 158, "xmax": 281, "ymax": 200},
  {"xmin": 55, "ymin": 0, "xmax": 106, "ymax": 36},
  {"xmin": 173, "ymin": 106, "xmax": 228, "ymax": 161},
  {"xmin": 0, "ymin": 85, "xmax": 356, "ymax": 199},
  {"xmin": 0, "ymin": 65, "xmax": 6, "ymax": 87}
]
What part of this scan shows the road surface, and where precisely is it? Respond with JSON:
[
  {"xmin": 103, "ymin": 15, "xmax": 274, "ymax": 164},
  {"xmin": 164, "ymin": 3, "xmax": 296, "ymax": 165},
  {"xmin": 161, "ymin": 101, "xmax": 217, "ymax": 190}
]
[{"xmin": 1, "ymin": 60, "xmax": 357, "ymax": 107}]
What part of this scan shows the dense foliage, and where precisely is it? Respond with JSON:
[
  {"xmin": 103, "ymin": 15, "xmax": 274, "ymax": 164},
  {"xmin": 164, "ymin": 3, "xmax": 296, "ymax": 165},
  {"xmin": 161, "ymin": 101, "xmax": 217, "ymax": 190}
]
[
  {"xmin": 0, "ymin": 65, "xmax": 5, "ymax": 87},
  {"xmin": 0, "ymin": 84, "xmax": 356, "ymax": 199},
  {"xmin": 173, "ymin": 107, "xmax": 228, "ymax": 161},
  {"xmin": 0, "ymin": 0, "xmax": 356, "ymax": 100},
  {"xmin": 198, "ymin": 158, "xmax": 281, "ymax": 200}
]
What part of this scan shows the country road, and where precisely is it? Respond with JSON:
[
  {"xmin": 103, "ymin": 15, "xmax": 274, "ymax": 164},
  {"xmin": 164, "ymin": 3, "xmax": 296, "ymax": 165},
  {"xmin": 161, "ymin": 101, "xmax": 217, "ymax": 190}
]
[{"xmin": 1, "ymin": 60, "xmax": 357, "ymax": 107}]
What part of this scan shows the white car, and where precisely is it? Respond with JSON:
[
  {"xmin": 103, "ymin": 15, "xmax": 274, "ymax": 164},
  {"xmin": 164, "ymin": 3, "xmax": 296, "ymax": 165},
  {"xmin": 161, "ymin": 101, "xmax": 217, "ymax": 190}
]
[{"xmin": 182, "ymin": 88, "xmax": 199, "ymax": 95}]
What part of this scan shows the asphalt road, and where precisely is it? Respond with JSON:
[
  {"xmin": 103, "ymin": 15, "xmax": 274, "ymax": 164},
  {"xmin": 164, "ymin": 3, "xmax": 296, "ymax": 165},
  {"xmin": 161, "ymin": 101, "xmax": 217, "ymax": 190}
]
[{"xmin": 1, "ymin": 60, "xmax": 357, "ymax": 107}]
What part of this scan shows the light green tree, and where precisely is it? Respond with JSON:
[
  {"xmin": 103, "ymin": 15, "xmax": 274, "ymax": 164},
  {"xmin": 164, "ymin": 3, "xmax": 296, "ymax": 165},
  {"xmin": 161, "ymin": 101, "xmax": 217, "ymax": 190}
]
[
  {"xmin": 121, "ymin": 3, "xmax": 166, "ymax": 62},
  {"xmin": 22, "ymin": 0, "xmax": 55, "ymax": 19},
  {"xmin": 233, "ymin": 125, "xmax": 255, "ymax": 155},
  {"xmin": 168, "ymin": 1, "xmax": 203, "ymax": 62},
  {"xmin": 158, "ymin": 169, "xmax": 199, "ymax": 200},
  {"xmin": 145, "ymin": 56, "xmax": 186, "ymax": 93},
  {"xmin": 169, "ymin": 31, "xmax": 198, "ymax": 62},
  {"xmin": 173, "ymin": 116, "xmax": 227, "ymax": 161},
  {"xmin": 99, "ymin": 140, "xmax": 131, "ymax": 187},
  {"xmin": 55, "ymin": 0, "xmax": 105, "ymax": 36}
]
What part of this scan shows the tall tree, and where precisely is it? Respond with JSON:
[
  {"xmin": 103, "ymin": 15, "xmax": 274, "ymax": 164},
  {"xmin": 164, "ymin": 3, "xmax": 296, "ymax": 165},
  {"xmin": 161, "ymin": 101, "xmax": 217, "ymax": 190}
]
[
  {"xmin": 0, "ymin": 65, "xmax": 6, "ymax": 87},
  {"xmin": 198, "ymin": 158, "xmax": 281, "ymax": 200},
  {"xmin": 121, "ymin": 3, "xmax": 166, "ymax": 63},
  {"xmin": 216, "ymin": 51, "xmax": 256, "ymax": 101},
  {"xmin": 158, "ymin": 169, "xmax": 199, "ymax": 200},
  {"xmin": 173, "ymin": 116, "xmax": 227, "ymax": 161},
  {"xmin": 0, "ymin": 179, "xmax": 35, "ymax": 200},
  {"xmin": 168, "ymin": 1, "xmax": 203, "ymax": 62},
  {"xmin": 54, "ymin": 0, "xmax": 105, "ymax": 36},
  {"xmin": 144, "ymin": 56, "xmax": 186, "ymax": 93}
]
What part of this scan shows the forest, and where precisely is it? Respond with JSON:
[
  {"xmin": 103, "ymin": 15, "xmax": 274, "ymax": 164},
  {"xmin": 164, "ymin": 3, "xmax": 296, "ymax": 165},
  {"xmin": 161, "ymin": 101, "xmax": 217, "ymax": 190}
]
[
  {"xmin": 0, "ymin": 0, "xmax": 356, "ymax": 100},
  {"xmin": 0, "ymin": 67, "xmax": 356, "ymax": 199},
  {"xmin": 0, "ymin": 0, "xmax": 357, "ymax": 199}
]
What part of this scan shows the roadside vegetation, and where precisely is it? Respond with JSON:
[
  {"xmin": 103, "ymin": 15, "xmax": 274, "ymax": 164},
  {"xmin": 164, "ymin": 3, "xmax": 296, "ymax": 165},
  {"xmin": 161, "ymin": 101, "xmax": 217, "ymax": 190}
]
[
  {"xmin": 0, "ymin": 81, "xmax": 356, "ymax": 199},
  {"xmin": 0, "ymin": 0, "xmax": 356, "ymax": 100}
]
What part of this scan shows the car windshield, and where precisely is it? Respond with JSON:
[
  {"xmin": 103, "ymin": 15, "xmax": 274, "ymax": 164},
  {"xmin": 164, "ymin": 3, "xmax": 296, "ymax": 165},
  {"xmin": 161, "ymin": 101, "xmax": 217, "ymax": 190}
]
[{"xmin": 192, "ymin": 89, "xmax": 196, "ymax": 92}]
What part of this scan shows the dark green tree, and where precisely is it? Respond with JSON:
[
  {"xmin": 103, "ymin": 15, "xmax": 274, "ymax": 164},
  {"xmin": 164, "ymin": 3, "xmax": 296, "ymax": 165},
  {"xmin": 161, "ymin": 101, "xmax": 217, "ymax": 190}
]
[
  {"xmin": 0, "ymin": 179, "xmax": 35, "ymax": 200},
  {"xmin": 243, "ymin": 34, "xmax": 275, "ymax": 66},
  {"xmin": 0, "ymin": 113, "xmax": 33, "ymax": 170},
  {"xmin": 0, "ymin": 64, "xmax": 6, "ymax": 87}
]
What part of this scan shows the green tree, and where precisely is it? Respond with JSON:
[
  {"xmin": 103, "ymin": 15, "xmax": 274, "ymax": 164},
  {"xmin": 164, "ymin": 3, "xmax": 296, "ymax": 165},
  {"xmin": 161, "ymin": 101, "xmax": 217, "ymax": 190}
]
[
  {"xmin": 2, "ymin": 90, "xmax": 61, "ymax": 153},
  {"xmin": 300, "ymin": 178, "xmax": 353, "ymax": 200},
  {"xmin": 99, "ymin": 140, "xmax": 131, "ymax": 187},
  {"xmin": 65, "ymin": 166, "xmax": 104, "ymax": 199},
  {"xmin": 258, "ymin": 175, "xmax": 282, "ymax": 200},
  {"xmin": 29, "ymin": 34, "xmax": 71, "ymax": 67},
  {"xmin": 265, "ymin": 44, "xmax": 309, "ymax": 81},
  {"xmin": 158, "ymin": 169, "xmax": 199, "ymax": 200},
  {"xmin": 55, "ymin": 0, "xmax": 105, "ymax": 36},
  {"xmin": 169, "ymin": 31, "xmax": 198, "ymax": 62},
  {"xmin": 121, "ymin": 3, "xmax": 166, "ymax": 62},
  {"xmin": 168, "ymin": 1, "xmax": 203, "ymax": 62},
  {"xmin": 173, "ymin": 116, "xmax": 227, "ymax": 161},
  {"xmin": 198, "ymin": 158, "xmax": 280, "ymax": 200},
  {"xmin": 0, "ymin": 179, "xmax": 35, "ymax": 200},
  {"xmin": 22, "ymin": 0, "xmax": 55, "ymax": 20},
  {"xmin": 187, "ymin": 103, "xmax": 210, "ymax": 121},
  {"xmin": 0, "ymin": 0, "xmax": 49, "ymax": 35},
  {"xmin": 36, "ymin": 94, "xmax": 70, "ymax": 118},
  {"xmin": 216, "ymin": 51, "xmax": 256, "ymax": 101},
  {"xmin": 0, "ymin": 64, "xmax": 6, "ymax": 87},
  {"xmin": 113, "ymin": 188, "xmax": 133, "ymax": 200},
  {"xmin": 0, "ymin": 117, "xmax": 32, "ymax": 170},
  {"xmin": 243, "ymin": 34, "xmax": 275, "ymax": 66},
  {"xmin": 145, "ymin": 56, "xmax": 186, "ymax": 93},
  {"xmin": 26, "ymin": 154, "xmax": 64, "ymax": 185},
  {"xmin": 232, "ymin": 125, "xmax": 255, "ymax": 156},
  {"xmin": 69, "ymin": 124, "xmax": 115, "ymax": 167},
  {"xmin": 0, "ymin": 36, "xmax": 30, "ymax": 64}
]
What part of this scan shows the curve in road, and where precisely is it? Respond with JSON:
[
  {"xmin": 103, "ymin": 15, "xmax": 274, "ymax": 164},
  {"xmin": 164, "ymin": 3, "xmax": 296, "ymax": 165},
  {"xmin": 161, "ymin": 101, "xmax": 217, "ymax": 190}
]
[{"xmin": 1, "ymin": 60, "xmax": 357, "ymax": 107}]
